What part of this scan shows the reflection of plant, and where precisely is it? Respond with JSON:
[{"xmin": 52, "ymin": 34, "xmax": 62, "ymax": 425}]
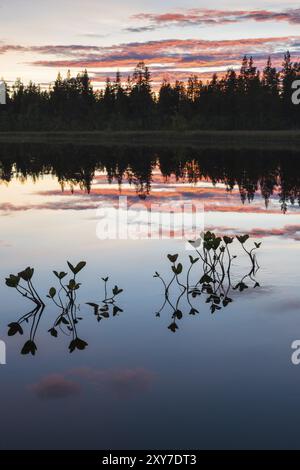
[
  {"xmin": 7, "ymin": 305, "xmax": 44, "ymax": 356},
  {"xmin": 47, "ymin": 261, "xmax": 88, "ymax": 353},
  {"xmin": 86, "ymin": 277, "xmax": 123, "ymax": 322},
  {"xmin": 5, "ymin": 267, "xmax": 44, "ymax": 307},
  {"xmin": 154, "ymin": 231, "xmax": 261, "ymax": 332},
  {"xmin": 5, "ymin": 261, "xmax": 125, "ymax": 355}
]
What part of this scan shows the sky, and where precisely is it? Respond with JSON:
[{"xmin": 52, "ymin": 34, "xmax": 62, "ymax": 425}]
[{"xmin": 1, "ymin": 0, "xmax": 300, "ymax": 88}]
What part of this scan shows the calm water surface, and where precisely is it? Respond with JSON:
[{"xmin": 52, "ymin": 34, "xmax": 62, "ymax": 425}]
[{"xmin": 1, "ymin": 144, "xmax": 300, "ymax": 449}]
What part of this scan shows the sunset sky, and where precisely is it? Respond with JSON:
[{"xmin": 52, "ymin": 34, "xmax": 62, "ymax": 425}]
[{"xmin": 1, "ymin": 0, "xmax": 300, "ymax": 87}]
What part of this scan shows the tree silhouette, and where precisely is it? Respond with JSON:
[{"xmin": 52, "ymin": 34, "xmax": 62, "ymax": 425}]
[{"xmin": 1, "ymin": 53, "xmax": 300, "ymax": 130}]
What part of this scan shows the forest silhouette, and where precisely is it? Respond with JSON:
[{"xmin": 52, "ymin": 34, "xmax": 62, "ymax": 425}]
[{"xmin": 0, "ymin": 53, "xmax": 300, "ymax": 130}]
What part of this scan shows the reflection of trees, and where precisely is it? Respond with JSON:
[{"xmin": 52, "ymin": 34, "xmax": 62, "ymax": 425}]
[
  {"xmin": 154, "ymin": 231, "xmax": 261, "ymax": 332},
  {"xmin": 1, "ymin": 144, "xmax": 300, "ymax": 211}
]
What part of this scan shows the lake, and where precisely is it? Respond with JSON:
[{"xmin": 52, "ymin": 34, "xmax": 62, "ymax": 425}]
[{"xmin": 1, "ymin": 143, "xmax": 300, "ymax": 450}]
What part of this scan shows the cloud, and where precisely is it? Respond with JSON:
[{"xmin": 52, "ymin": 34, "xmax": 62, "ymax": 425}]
[
  {"xmin": 30, "ymin": 36, "xmax": 297, "ymax": 70},
  {"xmin": 70, "ymin": 367, "xmax": 156, "ymax": 398},
  {"xmin": 29, "ymin": 368, "xmax": 156, "ymax": 400},
  {"xmin": 27, "ymin": 36, "xmax": 300, "ymax": 86},
  {"xmin": 206, "ymin": 224, "xmax": 300, "ymax": 241},
  {"xmin": 29, "ymin": 374, "xmax": 81, "ymax": 399},
  {"xmin": 1, "ymin": 35, "xmax": 299, "ymax": 85},
  {"xmin": 127, "ymin": 8, "xmax": 300, "ymax": 32}
]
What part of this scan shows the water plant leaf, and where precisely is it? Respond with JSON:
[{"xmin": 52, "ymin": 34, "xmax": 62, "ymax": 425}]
[
  {"xmin": 223, "ymin": 236, "xmax": 234, "ymax": 244},
  {"xmin": 236, "ymin": 235, "xmax": 249, "ymax": 244},
  {"xmin": 168, "ymin": 322, "xmax": 179, "ymax": 333},
  {"xmin": 18, "ymin": 267, "xmax": 34, "ymax": 282},
  {"xmin": 200, "ymin": 273, "xmax": 213, "ymax": 284},
  {"xmin": 174, "ymin": 309, "xmax": 183, "ymax": 320},
  {"xmin": 53, "ymin": 271, "xmax": 67, "ymax": 280},
  {"xmin": 21, "ymin": 340, "xmax": 37, "ymax": 356},
  {"xmin": 67, "ymin": 261, "xmax": 86, "ymax": 275},
  {"xmin": 48, "ymin": 287, "xmax": 56, "ymax": 298},
  {"xmin": 167, "ymin": 254, "xmax": 178, "ymax": 263},
  {"xmin": 48, "ymin": 327, "xmax": 58, "ymax": 338},
  {"xmin": 69, "ymin": 337, "xmax": 88, "ymax": 353},
  {"xmin": 112, "ymin": 286, "xmax": 123, "ymax": 296},
  {"xmin": 113, "ymin": 306, "xmax": 123, "ymax": 316},
  {"xmin": 8, "ymin": 322, "xmax": 23, "ymax": 336},
  {"xmin": 5, "ymin": 274, "xmax": 20, "ymax": 288},
  {"xmin": 172, "ymin": 263, "xmax": 183, "ymax": 275}
]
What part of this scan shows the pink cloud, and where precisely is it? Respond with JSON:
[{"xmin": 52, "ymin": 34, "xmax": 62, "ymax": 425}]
[
  {"xmin": 28, "ymin": 368, "xmax": 157, "ymax": 400},
  {"xmin": 29, "ymin": 374, "xmax": 81, "ymax": 399},
  {"xmin": 128, "ymin": 8, "xmax": 300, "ymax": 31},
  {"xmin": 70, "ymin": 367, "xmax": 156, "ymax": 398}
]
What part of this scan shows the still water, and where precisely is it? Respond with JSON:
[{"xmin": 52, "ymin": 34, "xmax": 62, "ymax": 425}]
[{"xmin": 1, "ymin": 143, "xmax": 300, "ymax": 450}]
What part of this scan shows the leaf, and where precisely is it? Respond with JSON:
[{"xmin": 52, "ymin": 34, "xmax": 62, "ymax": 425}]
[
  {"xmin": 189, "ymin": 308, "xmax": 199, "ymax": 315},
  {"xmin": 222, "ymin": 297, "xmax": 233, "ymax": 307},
  {"xmin": 112, "ymin": 286, "xmax": 123, "ymax": 296},
  {"xmin": 100, "ymin": 310, "xmax": 110, "ymax": 318},
  {"xmin": 68, "ymin": 279, "xmax": 81, "ymax": 291},
  {"xmin": 5, "ymin": 274, "xmax": 20, "ymax": 288},
  {"xmin": 174, "ymin": 309, "xmax": 183, "ymax": 320},
  {"xmin": 167, "ymin": 254, "xmax": 178, "ymax": 263},
  {"xmin": 53, "ymin": 271, "xmax": 67, "ymax": 280},
  {"xmin": 18, "ymin": 267, "xmax": 34, "ymax": 282},
  {"xmin": 113, "ymin": 306, "xmax": 123, "ymax": 316},
  {"xmin": 254, "ymin": 242, "xmax": 262, "ymax": 249},
  {"xmin": 200, "ymin": 273, "xmax": 213, "ymax": 284},
  {"xmin": 102, "ymin": 277, "xmax": 109, "ymax": 282},
  {"xmin": 69, "ymin": 337, "xmax": 88, "ymax": 353},
  {"xmin": 189, "ymin": 256, "xmax": 199, "ymax": 265},
  {"xmin": 21, "ymin": 340, "xmax": 37, "ymax": 356},
  {"xmin": 168, "ymin": 322, "xmax": 179, "ymax": 333},
  {"xmin": 223, "ymin": 236, "xmax": 234, "ymax": 245},
  {"xmin": 67, "ymin": 261, "xmax": 86, "ymax": 275},
  {"xmin": 48, "ymin": 327, "xmax": 58, "ymax": 338},
  {"xmin": 49, "ymin": 287, "xmax": 56, "ymax": 298},
  {"xmin": 236, "ymin": 234, "xmax": 250, "ymax": 245},
  {"xmin": 172, "ymin": 263, "xmax": 183, "ymax": 275},
  {"xmin": 8, "ymin": 322, "xmax": 23, "ymax": 336},
  {"xmin": 86, "ymin": 302, "xmax": 99, "ymax": 315}
]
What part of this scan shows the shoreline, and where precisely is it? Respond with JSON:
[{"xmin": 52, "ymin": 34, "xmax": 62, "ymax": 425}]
[{"xmin": 0, "ymin": 130, "xmax": 300, "ymax": 148}]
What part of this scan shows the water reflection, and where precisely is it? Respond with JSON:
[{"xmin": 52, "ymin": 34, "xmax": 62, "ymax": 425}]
[
  {"xmin": 154, "ymin": 232, "xmax": 261, "ymax": 332},
  {"xmin": 1, "ymin": 143, "xmax": 300, "ymax": 211},
  {"xmin": 4, "ymin": 232, "xmax": 261, "ymax": 348},
  {"xmin": 5, "ymin": 261, "xmax": 124, "ymax": 355}
]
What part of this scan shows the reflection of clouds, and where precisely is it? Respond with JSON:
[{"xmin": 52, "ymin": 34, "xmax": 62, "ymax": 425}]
[
  {"xmin": 0, "ymin": 239, "xmax": 11, "ymax": 247},
  {"xmin": 69, "ymin": 367, "xmax": 156, "ymax": 399},
  {"xmin": 29, "ymin": 374, "xmax": 81, "ymax": 400},
  {"xmin": 29, "ymin": 368, "xmax": 156, "ymax": 400},
  {"xmin": 271, "ymin": 299, "xmax": 300, "ymax": 313},
  {"xmin": 207, "ymin": 224, "xmax": 300, "ymax": 241}
]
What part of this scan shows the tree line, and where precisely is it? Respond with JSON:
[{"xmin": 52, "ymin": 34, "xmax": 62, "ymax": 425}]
[{"xmin": 0, "ymin": 52, "xmax": 299, "ymax": 130}]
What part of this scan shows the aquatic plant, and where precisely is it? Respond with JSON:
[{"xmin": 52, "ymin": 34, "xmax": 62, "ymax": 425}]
[
  {"xmin": 154, "ymin": 231, "xmax": 261, "ymax": 332},
  {"xmin": 86, "ymin": 277, "xmax": 124, "ymax": 322},
  {"xmin": 5, "ymin": 267, "xmax": 44, "ymax": 307}
]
